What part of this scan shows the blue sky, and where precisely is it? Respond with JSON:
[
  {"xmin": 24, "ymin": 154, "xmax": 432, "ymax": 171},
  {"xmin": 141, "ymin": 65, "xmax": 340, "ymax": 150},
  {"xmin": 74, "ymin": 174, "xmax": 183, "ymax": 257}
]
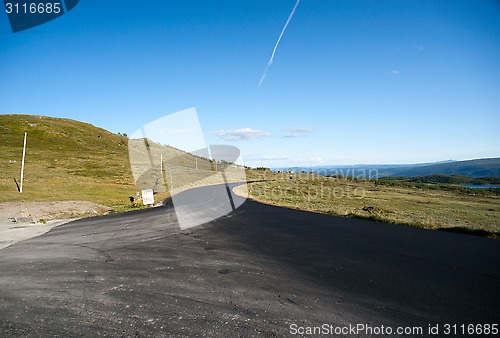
[{"xmin": 1, "ymin": 0, "xmax": 499, "ymax": 167}]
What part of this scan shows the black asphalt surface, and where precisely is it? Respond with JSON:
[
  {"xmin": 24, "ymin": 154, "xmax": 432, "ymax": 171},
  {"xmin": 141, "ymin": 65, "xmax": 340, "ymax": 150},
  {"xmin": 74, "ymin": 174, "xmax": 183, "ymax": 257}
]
[{"xmin": 0, "ymin": 184, "xmax": 499, "ymax": 337}]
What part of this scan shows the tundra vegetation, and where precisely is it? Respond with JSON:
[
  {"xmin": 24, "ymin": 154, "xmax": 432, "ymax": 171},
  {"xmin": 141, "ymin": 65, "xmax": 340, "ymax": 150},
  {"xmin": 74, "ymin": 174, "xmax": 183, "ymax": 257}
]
[
  {"xmin": 0, "ymin": 115, "xmax": 243, "ymax": 211},
  {"xmin": 243, "ymin": 169, "xmax": 500, "ymax": 238},
  {"xmin": 1, "ymin": 115, "xmax": 498, "ymax": 237}
]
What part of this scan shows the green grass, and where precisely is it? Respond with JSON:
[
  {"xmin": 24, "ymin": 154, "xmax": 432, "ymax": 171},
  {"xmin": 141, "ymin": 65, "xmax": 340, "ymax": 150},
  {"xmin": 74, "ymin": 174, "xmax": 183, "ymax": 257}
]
[
  {"xmin": 2, "ymin": 115, "xmax": 499, "ymax": 238},
  {"xmin": 240, "ymin": 170, "xmax": 500, "ymax": 238},
  {"xmin": 0, "ymin": 115, "xmax": 137, "ymax": 206},
  {"xmin": 0, "ymin": 114, "xmax": 245, "ymax": 209}
]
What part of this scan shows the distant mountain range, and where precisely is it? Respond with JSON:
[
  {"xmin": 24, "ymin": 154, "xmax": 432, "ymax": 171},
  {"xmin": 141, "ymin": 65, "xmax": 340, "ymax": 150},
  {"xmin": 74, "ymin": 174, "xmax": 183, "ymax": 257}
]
[
  {"xmin": 389, "ymin": 158, "xmax": 500, "ymax": 178},
  {"xmin": 274, "ymin": 158, "xmax": 500, "ymax": 178}
]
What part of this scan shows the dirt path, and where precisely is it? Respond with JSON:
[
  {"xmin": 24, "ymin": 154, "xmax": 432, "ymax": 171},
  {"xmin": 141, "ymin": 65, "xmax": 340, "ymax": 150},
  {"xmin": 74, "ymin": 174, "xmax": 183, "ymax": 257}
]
[{"xmin": 0, "ymin": 201, "xmax": 110, "ymax": 250}]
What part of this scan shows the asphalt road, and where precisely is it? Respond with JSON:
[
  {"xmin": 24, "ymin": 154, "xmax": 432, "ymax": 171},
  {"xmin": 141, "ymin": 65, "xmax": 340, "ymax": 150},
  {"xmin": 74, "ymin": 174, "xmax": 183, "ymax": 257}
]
[{"xmin": 0, "ymin": 184, "xmax": 499, "ymax": 337}]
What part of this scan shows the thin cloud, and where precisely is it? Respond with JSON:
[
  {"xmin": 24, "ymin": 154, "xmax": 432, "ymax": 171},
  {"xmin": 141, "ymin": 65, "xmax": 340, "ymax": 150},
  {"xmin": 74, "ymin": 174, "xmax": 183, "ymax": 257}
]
[
  {"xmin": 284, "ymin": 127, "xmax": 313, "ymax": 138},
  {"xmin": 285, "ymin": 134, "xmax": 307, "ymax": 138},
  {"xmin": 246, "ymin": 154, "xmax": 289, "ymax": 161},
  {"xmin": 390, "ymin": 70, "xmax": 400, "ymax": 75},
  {"xmin": 216, "ymin": 128, "xmax": 271, "ymax": 141},
  {"xmin": 259, "ymin": 0, "xmax": 300, "ymax": 87},
  {"xmin": 309, "ymin": 156, "xmax": 323, "ymax": 163}
]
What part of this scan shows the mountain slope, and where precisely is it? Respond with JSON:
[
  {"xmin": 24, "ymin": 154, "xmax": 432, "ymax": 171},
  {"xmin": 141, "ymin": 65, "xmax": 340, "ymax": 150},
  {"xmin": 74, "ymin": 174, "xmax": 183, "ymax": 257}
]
[
  {"xmin": 274, "ymin": 158, "xmax": 499, "ymax": 179},
  {"xmin": 0, "ymin": 114, "xmax": 241, "ymax": 206},
  {"xmin": 390, "ymin": 158, "xmax": 500, "ymax": 178},
  {"xmin": 274, "ymin": 161, "xmax": 457, "ymax": 178},
  {"xmin": 0, "ymin": 114, "xmax": 136, "ymax": 205}
]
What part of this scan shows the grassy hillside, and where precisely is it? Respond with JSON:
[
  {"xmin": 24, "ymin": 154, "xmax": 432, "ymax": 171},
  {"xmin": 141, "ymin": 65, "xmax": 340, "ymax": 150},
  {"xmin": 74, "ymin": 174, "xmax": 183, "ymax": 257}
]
[
  {"xmin": 0, "ymin": 115, "xmax": 136, "ymax": 206},
  {"xmin": 128, "ymin": 138, "xmax": 246, "ymax": 195},
  {"xmin": 239, "ymin": 170, "xmax": 500, "ymax": 238},
  {"xmin": 390, "ymin": 158, "xmax": 500, "ymax": 177},
  {"xmin": 0, "ymin": 114, "xmax": 245, "ymax": 207},
  {"xmin": 380, "ymin": 174, "xmax": 500, "ymax": 186},
  {"xmin": 2, "ymin": 114, "xmax": 498, "ymax": 238}
]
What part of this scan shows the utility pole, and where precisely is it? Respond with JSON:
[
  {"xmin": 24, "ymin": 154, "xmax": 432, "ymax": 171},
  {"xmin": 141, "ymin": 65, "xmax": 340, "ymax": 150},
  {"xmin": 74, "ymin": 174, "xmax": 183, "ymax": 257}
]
[
  {"xmin": 160, "ymin": 153, "xmax": 163, "ymax": 175},
  {"xmin": 195, "ymin": 157, "xmax": 198, "ymax": 171},
  {"xmin": 19, "ymin": 132, "xmax": 27, "ymax": 193}
]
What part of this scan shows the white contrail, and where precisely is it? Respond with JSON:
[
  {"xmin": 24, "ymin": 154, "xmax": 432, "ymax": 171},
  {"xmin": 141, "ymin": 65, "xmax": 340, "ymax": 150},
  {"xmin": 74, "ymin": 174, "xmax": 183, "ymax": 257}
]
[{"xmin": 258, "ymin": 0, "xmax": 300, "ymax": 87}]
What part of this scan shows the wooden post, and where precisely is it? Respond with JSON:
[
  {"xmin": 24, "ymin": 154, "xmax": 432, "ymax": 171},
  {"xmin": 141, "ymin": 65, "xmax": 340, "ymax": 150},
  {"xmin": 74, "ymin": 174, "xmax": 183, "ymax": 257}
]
[
  {"xmin": 19, "ymin": 132, "xmax": 27, "ymax": 193},
  {"xmin": 195, "ymin": 157, "xmax": 198, "ymax": 171},
  {"xmin": 160, "ymin": 153, "xmax": 163, "ymax": 175}
]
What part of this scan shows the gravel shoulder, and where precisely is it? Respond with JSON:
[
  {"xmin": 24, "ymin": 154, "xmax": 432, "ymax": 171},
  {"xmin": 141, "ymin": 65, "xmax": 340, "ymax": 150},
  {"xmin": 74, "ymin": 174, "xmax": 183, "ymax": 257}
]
[{"xmin": 0, "ymin": 201, "xmax": 110, "ymax": 250}]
